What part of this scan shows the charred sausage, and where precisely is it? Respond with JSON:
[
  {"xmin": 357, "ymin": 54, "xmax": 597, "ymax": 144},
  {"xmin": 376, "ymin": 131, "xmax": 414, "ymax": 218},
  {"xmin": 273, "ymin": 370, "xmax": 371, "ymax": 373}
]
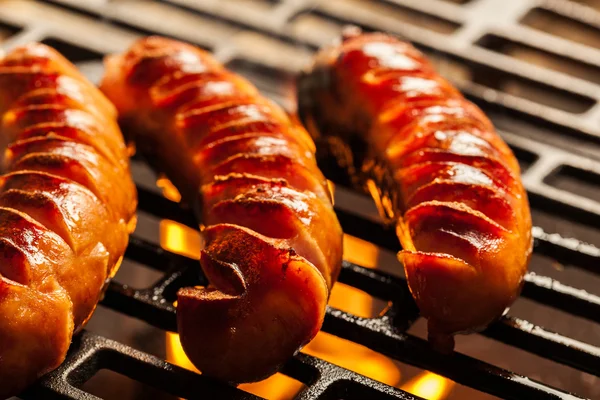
[
  {"xmin": 297, "ymin": 30, "xmax": 532, "ymax": 350},
  {"xmin": 100, "ymin": 37, "xmax": 343, "ymax": 382},
  {"xmin": 0, "ymin": 43, "xmax": 137, "ymax": 398}
]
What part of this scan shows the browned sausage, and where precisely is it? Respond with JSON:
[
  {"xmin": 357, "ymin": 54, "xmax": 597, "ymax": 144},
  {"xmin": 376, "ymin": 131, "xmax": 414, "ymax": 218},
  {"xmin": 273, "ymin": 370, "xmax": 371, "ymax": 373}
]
[
  {"xmin": 0, "ymin": 43, "xmax": 137, "ymax": 398},
  {"xmin": 100, "ymin": 37, "xmax": 343, "ymax": 382},
  {"xmin": 297, "ymin": 29, "xmax": 532, "ymax": 351}
]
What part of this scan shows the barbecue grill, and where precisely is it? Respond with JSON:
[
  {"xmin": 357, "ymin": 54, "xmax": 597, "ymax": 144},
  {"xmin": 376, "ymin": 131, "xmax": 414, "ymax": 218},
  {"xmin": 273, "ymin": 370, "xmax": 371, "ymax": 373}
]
[{"xmin": 2, "ymin": 0, "xmax": 600, "ymax": 399}]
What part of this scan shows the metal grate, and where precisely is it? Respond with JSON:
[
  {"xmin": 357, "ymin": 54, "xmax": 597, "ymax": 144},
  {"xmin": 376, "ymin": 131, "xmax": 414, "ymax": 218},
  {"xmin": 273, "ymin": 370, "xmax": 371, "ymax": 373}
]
[{"xmin": 1, "ymin": 0, "xmax": 600, "ymax": 398}]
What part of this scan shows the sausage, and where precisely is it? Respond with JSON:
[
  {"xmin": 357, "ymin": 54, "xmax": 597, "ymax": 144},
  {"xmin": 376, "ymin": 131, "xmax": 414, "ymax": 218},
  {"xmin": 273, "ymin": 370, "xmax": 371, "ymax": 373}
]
[
  {"xmin": 297, "ymin": 29, "xmax": 532, "ymax": 351},
  {"xmin": 0, "ymin": 44, "xmax": 137, "ymax": 398},
  {"xmin": 100, "ymin": 37, "xmax": 343, "ymax": 382}
]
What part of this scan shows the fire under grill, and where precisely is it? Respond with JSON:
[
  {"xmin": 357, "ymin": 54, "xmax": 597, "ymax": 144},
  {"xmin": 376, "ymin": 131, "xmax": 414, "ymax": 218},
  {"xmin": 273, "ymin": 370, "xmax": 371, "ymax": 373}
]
[{"xmin": 2, "ymin": 0, "xmax": 600, "ymax": 399}]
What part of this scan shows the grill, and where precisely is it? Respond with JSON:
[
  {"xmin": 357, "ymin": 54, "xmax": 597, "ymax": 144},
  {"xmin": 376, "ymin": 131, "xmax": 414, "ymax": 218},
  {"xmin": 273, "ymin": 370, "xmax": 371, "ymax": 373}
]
[{"xmin": 2, "ymin": 0, "xmax": 600, "ymax": 399}]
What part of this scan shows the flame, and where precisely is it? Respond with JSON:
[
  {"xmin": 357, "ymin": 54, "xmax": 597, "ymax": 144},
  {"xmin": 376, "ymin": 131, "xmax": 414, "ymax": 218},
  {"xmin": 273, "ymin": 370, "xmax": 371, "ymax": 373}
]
[
  {"xmin": 157, "ymin": 176, "xmax": 181, "ymax": 202},
  {"xmin": 159, "ymin": 177, "xmax": 454, "ymax": 400},
  {"xmin": 159, "ymin": 220, "xmax": 202, "ymax": 259},
  {"xmin": 401, "ymin": 372, "xmax": 455, "ymax": 400},
  {"xmin": 166, "ymin": 332, "xmax": 305, "ymax": 400},
  {"xmin": 343, "ymin": 234, "xmax": 380, "ymax": 268}
]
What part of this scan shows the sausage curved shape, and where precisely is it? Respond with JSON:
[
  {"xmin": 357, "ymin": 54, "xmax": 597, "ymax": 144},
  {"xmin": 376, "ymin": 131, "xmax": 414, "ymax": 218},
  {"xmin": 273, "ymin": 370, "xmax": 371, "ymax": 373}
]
[
  {"xmin": 297, "ymin": 30, "xmax": 532, "ymax": 350},
  {"xmin": 100, "ymin": 37, "xmax": 343, "ymax": 382},
  {"xmin": 0, "ymin": 44, "xmax": 137, "ymax": 398}
]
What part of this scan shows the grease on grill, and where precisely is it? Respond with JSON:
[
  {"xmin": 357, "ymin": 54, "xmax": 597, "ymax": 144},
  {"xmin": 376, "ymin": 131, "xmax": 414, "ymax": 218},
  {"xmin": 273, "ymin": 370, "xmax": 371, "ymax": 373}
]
[
  {"xmin": 477, "ymin": 34, "xmax": 600, "ymax": 86},
  {"xmin": 521, "ymin": 8, "xmax": 600, "ymax": 50}
]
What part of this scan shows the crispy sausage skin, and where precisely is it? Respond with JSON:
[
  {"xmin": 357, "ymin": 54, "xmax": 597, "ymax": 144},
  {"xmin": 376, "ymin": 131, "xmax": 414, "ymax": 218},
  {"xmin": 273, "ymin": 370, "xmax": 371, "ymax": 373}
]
[
  {"xmin": 297, "ymin": 30, "xmax": 532, "ymax": 350},
  {"xmin": 0, "ymin": 44, "xmax": 137, "ymax": 398},
  {"xmin": 100, "ymin": 37, "xmax": 343, "ymax": 382}
]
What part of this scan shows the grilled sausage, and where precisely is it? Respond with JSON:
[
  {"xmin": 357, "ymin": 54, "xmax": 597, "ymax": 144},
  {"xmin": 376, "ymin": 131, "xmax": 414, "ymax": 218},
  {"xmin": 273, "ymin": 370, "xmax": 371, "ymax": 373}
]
[
  {"xmin": 0, "ymin": 44, "xmax": 137, "ymax": 398},
  {"xmin": 297, "ymin": 29, "xmax": 532, "ymax": 351},
  {"xmin": 100, "ymin": 37, "xmax": 343, "ymax": 382}
]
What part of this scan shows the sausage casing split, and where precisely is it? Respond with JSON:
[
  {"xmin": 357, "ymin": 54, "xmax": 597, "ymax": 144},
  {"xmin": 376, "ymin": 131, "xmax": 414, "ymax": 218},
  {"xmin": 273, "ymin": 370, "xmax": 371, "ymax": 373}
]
[
  {"xmin": 0, "ymin": 44, "xmax": 137, "ymax": 398},
  {"xmin": 100, "ymin": 37, "xmax": 343, "ymax": 382},
  {"xmin": 297, "ymin": 30, "xmax": 532, "ymax": 350}
]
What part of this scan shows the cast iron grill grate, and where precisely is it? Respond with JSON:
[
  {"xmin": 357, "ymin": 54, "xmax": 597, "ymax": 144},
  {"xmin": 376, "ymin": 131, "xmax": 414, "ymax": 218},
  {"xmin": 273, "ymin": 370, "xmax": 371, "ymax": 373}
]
[{"xmin": 1, "ymin": 0, "xmax": 600, "ymax": 398}]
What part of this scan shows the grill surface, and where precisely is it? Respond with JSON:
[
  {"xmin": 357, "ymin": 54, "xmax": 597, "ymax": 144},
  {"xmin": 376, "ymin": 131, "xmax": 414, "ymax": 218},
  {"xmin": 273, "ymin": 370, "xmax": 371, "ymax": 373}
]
[{"xmin": 2, "ymin": 0, "xmax": 600, "ymax": 399}]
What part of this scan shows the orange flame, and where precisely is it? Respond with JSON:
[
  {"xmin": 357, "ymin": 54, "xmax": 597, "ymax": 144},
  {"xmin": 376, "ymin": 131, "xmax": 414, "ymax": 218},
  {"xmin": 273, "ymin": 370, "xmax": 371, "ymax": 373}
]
[
  {"xmin": 157, "ymin": 176, "xmax": 181, "ymax": 202},
  {"xmin": 159, "ymin": 220, "xmax": 201, "ymax": 259},
  {"xmin": 401, "ymin": 372, "xmax": 455, "ymax": 400}
]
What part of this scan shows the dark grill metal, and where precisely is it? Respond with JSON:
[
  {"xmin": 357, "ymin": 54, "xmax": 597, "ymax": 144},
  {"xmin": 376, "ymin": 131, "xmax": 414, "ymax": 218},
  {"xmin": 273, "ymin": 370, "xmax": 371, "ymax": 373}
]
[{"xmin": 2, "ymin": 0, "xmax": 600, "ymax": 399}]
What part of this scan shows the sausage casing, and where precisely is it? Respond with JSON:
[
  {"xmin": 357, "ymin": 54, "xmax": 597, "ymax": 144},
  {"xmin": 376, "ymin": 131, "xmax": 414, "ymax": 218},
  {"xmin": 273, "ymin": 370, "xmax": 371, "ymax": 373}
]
[
  {"xmin": 0, "ymin": 44, "xmax": 137, "ymax": 398},
  {"xmin": 297, "ymin": 30, "xmax": 532, "ymax": 350},
  {"xmin": 100, "ymin": 37, "xmax": 343, "ymax": 382}
]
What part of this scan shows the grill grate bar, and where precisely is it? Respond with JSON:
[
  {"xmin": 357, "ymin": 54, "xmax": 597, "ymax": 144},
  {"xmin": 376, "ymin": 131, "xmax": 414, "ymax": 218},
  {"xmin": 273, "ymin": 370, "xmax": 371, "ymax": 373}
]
[
  {"xmin": 522, "ymin": 272, "xmax": 600, "ymax": 323},
  {"xmin": 323, "ymin": 309, "xmax": 584, "ymax": 400},
  {"xmin": 140, "ymin": 185, "xmax": 600, "ymax": 280},
  {"xmin": 21, "ymin": 331, "xmax": 261, "ymax": 400},
  {"xmin": 45, "ymin": 0, "xmax": 600, "ymax": 145},
  {"xmin": 94, "ymin": 232, "xmax": 599, "ymax": 400},
  {"xmin": 284, "ymin": 354, "xmax": 425, "ymax": 400},
  {"xmin": 484, "ymin": 317, "xmax": 600, "ymax": 377},
  {"xmin": 119, "ymin": 235, "xmax": 600, "ymax": 332},
  {"xmin": 126, "ymin": 186, "xmax": 600, "ymax": 395}
]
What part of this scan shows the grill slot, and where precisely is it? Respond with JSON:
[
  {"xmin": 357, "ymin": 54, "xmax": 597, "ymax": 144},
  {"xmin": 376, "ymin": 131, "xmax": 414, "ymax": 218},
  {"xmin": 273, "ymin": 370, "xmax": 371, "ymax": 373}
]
[
  {"xmin": 332, "ymin": 0, "xmax": 462, "ymax": 34},
  {"xmin": 41, "ymin": 37, "xmax": 101, "ymax": 62},
  {"xmin": 509, "ymin": 145, "xmax": 539, "ymax": 172},
  {"xmin": 0, "ymin": 21, "xmax": 20, "ymax": 42},
  {"xmin": 544, "ymin": 165, "xmax": 600, "ymax": 205},
  {"xmin": 476, "ymin": 69, "xmax": 594, "ymax": 113},
  {"xmin": 417, "ymin": 49, "xmax": 598, "ymax": 114},
  {"xmin": 113, "ymin": 259, "xmax": 166, "ymax": 290},
  {"xmin": 521, "ymin": 7, "xmax": 600, "ymax": 50},
  {"xmin": 476, "ymin": 34, "xmax": 600, "ymax": 86},
  {"xmin": 83, "ymin": 369, "xmax": 179, "ymax": 400}
]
